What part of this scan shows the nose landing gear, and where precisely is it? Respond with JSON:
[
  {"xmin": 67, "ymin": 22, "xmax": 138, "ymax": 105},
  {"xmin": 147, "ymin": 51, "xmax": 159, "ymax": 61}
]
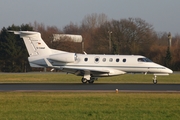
[{"xmin": 153, "ymin": 75, "xmax": 157, "ymax": 84}]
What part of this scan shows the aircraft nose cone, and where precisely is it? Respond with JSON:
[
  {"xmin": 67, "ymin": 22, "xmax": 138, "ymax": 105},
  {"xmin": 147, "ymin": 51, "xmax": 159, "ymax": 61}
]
[{"xmin": 166, "ymin": 68, "xmax": 173, "ymax": 74}]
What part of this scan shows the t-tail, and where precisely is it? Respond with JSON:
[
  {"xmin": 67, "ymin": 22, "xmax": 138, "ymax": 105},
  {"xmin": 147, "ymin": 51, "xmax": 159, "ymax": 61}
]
[
  {"xmin": 12, "ymin": 31, "xmax": 67, "ymax": 68},
  {"xmin": 13, "ymin": 31, "xmax": 52, "ymax": 56}
]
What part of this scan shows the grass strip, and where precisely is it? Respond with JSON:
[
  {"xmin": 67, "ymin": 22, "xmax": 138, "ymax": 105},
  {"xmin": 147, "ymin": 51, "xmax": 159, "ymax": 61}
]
[
  {"xmin": 0, "ymin": 72, "xmax": 179, "ymax": 83},
  {"xmin": 0, "ymin": 92, "xmax": 180, "ymax": 120}
]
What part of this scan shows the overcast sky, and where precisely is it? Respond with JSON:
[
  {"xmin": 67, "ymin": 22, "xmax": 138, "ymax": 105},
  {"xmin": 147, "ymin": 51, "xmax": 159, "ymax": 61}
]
[{"xmin": 0, "ymin": 0, "xmax": 179, "ymax": 35}]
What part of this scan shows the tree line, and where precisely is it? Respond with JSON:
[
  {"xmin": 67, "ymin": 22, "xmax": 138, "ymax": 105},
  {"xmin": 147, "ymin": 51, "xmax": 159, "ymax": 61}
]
[{"xmin": 0, "ymin": 13, "xmax": 180, "ymax": 72}]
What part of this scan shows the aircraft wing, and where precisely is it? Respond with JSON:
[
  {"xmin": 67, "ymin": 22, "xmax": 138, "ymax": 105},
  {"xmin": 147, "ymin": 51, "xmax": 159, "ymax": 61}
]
[{"xmin": 60, "ymin": 66, "xmax": 126, "ymax": 76}]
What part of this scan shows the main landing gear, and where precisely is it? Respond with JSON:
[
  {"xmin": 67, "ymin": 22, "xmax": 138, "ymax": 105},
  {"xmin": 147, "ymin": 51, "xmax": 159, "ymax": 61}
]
[
  {"xmin": 81, "ymin": 78, "xmax": 96, "ymax": 84},
  {"xmin": 152, "ymin": 75, "xmax": 157, "ymax": 84},
  {"xmin": 81, "ymin": 71, "xmax": 96, "ymax": 84}
]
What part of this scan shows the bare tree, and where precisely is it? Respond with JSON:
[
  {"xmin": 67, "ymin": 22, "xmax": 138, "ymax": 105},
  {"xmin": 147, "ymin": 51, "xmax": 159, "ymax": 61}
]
[
  {"xmin": 81, "ymin": 13, "xmax": 108, "ymax": 30},
  {"xmin": 80, "ymin": 13, "xmax": 108, "ymax": 53},
  {"xmin": 63, "ymin": 22, "xmax": 80, "ymax": 34}
]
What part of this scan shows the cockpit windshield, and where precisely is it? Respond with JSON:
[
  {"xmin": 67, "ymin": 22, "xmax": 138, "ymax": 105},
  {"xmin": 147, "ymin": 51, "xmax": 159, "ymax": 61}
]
[{"xmin": 137, "ymin": 58, "xmax": 152, "ymax": 62}]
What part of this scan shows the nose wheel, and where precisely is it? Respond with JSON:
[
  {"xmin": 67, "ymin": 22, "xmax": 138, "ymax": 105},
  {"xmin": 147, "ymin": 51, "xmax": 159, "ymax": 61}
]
[{"xmin": 153, "ymin": 75, "xmax": 157, "ymax": 84}]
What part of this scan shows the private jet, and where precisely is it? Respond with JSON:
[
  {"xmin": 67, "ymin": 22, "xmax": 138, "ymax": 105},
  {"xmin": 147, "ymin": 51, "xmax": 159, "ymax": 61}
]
[{"xmin": 12, "ymin": 31, "xmax": 173, "ymax": 84}]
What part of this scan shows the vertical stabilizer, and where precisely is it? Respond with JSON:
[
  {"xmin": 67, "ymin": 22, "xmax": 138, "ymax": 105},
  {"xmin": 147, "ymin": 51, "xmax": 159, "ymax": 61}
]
[{"xmin": 14, "ymin": 31, "xmax": 51, "ymax": 56}]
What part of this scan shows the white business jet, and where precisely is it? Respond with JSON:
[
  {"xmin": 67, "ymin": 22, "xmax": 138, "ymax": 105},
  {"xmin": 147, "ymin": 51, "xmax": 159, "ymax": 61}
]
[{"xmin": 13, "ymin": 31, "xmax": 173, "ymax": 84}]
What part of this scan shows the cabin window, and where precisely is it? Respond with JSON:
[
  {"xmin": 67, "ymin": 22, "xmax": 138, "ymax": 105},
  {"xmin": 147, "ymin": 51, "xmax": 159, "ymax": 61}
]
[
  {"xmin": 123, "ymin": 59, "xmax": 126, "ymax": 62},
  {"xmin": 102, "ymin": 58, "xmax": 106, "ymax": 62},
  {"xmin": 95, "ymin": 57, "xmax": 100, "ymax": 63},
  {"xmin": 109, "ymin": 58, "xmax": 113, "ymax": 62},
  {"xmin": 95, "ymin": 58, "xmax": 99, "ymax": 62},
  {"xmin": 116, "ymin": 58, "xmax": 120, "ymax": 62},
  {"xmin": 84, "ymin": 58, "xmax": 88, "ymax": 62}
]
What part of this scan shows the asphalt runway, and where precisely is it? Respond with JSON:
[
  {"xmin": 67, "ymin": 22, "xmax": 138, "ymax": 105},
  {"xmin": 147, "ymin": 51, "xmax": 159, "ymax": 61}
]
[{"xmin": 0, "ymin": 83, "xmax": 180, "ymax": 92}]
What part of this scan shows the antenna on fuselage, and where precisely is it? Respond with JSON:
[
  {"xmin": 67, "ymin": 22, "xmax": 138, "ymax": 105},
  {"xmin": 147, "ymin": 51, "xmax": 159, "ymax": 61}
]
[{"xmin": 83, "ymin": 51, "xmax": 87, "ymax": 55}]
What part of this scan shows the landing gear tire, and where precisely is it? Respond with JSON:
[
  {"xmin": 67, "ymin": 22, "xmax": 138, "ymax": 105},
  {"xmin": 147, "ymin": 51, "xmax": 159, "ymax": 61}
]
[
  {"xmin": 88, "ymin": 80, "xmax": 94, "ymax": 84},
  {"xmin": 153, "ymin": 79, "xmax": 157, "ymax": 84},
  {"xmin": 81, "ymin": 78, "xmax": 87, "ymax": 84}
]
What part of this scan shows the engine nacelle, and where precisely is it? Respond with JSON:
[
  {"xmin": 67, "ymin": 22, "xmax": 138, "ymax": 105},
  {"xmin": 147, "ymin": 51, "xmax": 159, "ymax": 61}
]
[{"xmin": 48, "ymin": 53, "xmax": 76, "ymax": 63}]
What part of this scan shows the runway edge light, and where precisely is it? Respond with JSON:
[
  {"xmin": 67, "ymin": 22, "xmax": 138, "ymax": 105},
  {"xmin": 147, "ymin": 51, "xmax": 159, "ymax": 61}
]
[{"xmin": 116, "ymin": 89, "xmax": 118, "ymax": 93}]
